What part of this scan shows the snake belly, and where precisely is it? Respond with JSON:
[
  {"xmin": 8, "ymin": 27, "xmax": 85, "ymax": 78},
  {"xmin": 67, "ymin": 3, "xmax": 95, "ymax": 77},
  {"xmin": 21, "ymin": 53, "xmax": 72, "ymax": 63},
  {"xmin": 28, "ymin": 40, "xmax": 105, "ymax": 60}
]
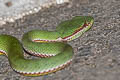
[{"xmin": 0, "ymin": 16, "xmax": 94, "ymax": 76}]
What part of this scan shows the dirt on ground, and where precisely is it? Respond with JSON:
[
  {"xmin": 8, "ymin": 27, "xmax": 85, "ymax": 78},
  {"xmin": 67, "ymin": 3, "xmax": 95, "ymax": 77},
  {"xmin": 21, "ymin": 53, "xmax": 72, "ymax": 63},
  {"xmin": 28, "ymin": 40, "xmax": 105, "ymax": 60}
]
[{"xmin": 0, "ymin": 0, "xmax": 120, "ymax": 80}]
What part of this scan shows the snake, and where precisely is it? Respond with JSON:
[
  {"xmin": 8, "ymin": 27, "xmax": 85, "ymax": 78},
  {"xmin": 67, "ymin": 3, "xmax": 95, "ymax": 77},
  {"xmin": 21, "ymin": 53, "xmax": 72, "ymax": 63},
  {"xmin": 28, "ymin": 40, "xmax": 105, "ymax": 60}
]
[{"xmin": 0, "ymin": 16, "xmax": 93, "ymax": 76}]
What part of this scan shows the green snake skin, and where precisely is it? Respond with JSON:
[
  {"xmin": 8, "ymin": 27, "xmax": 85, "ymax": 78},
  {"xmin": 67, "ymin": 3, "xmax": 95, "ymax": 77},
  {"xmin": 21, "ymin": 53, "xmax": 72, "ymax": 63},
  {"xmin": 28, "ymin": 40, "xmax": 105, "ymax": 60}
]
[{"xmin": 0, "ymin": 16, "xmax": 94, "ymax": 76}]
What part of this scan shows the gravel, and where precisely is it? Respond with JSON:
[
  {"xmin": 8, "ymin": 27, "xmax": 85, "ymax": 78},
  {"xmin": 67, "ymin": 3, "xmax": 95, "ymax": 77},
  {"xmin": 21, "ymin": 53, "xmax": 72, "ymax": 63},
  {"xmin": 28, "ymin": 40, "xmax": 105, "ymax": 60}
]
[{"xmin": 0, "ymin": 0, "xmax": 120, "ymax": 80}]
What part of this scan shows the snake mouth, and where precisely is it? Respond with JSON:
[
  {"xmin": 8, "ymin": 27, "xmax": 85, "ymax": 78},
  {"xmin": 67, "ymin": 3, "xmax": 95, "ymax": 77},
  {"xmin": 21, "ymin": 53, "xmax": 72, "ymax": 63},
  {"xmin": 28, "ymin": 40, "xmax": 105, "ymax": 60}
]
[
  {"xmin": 62, "ymin": 22, "xmax": 92, "ymax": 41},
  {"xmin": 13, "ymin": 59, "xmax": 72, "ymax": 76}
]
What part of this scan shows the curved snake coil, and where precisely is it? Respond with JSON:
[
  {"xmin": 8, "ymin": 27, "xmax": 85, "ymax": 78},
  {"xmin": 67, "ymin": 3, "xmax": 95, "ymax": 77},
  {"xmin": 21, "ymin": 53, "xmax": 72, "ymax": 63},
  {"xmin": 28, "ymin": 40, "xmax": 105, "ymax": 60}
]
[{"xmin": 0, "ymin": 16, "xmax": 94, "ymax": 76}]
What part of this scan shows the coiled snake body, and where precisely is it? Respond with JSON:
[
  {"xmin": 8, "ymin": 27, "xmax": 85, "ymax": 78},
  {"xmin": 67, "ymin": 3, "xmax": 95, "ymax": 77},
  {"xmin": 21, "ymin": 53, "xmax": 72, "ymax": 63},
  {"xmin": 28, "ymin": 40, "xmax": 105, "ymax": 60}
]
[{"xmin": 0, "ymin": 16, "xmax": 93, "ymax": 76}]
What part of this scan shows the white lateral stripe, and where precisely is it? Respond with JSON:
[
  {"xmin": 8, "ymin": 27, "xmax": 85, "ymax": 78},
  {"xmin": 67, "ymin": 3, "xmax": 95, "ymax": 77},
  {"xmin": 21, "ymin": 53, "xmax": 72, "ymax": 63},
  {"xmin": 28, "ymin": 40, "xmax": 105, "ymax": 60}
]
[
  {"xmin": 23, "ymin": 46, "xmax": 56, "ymax": 57},
  {"xmin": 0, "ymin": 49, "xmax": 7, "ymax": 56},
  {"xmin": 32, "ymin": 37, "xmax": 64, "ymax": 42},
  {"xmin": 64, "ymin": 24, "xmax": 91, "ymax": 41},
  {"xmin": 13, "ymin": 59, "xmax": 72, "ymax": 74}
]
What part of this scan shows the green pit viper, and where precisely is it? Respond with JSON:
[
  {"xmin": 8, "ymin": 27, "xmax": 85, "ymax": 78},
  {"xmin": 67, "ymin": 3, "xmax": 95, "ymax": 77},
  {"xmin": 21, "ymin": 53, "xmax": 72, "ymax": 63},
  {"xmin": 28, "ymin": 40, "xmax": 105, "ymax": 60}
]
[{"xmin": 0, "ymin": 16, "xmax": 94, "ymax": 76}]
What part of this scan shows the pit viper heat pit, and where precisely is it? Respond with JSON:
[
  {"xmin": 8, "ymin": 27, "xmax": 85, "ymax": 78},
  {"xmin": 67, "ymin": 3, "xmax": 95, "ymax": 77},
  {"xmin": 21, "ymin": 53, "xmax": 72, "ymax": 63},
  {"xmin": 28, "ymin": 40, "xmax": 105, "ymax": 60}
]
[{"xmin": 0, "ymin": 16, "xmax": 94, "ymax": 76}]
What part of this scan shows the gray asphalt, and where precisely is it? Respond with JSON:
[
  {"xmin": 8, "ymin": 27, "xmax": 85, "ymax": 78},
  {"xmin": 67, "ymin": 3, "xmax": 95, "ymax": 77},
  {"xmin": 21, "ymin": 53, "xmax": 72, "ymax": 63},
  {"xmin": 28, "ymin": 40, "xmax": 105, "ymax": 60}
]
[{"xmin": 0, "ymin": 0, "xmax": 120, "ymax": 80}]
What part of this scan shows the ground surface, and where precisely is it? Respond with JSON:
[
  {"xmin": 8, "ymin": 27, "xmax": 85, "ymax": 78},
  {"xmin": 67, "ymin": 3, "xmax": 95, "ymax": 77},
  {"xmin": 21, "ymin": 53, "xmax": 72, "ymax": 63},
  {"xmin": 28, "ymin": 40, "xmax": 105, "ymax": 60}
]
[{"xmin": 0, "ymin": 0, "xmax": 120, "ymax": 80}]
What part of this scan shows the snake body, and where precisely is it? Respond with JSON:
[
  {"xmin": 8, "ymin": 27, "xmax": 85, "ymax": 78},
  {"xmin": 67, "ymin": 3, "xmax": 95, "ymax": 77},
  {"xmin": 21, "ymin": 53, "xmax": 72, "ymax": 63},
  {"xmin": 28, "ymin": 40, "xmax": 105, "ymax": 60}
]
[{"xmin": 0, "ymin": 16, "xmax": 93, "ymax": 76}]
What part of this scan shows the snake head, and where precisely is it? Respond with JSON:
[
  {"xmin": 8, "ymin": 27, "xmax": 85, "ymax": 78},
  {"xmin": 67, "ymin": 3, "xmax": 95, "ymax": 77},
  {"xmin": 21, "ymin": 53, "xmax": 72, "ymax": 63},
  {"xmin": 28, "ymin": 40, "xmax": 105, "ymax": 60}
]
[{"xmin": 57, "ymin": 16, "xmax": 94, "ymax": 41}]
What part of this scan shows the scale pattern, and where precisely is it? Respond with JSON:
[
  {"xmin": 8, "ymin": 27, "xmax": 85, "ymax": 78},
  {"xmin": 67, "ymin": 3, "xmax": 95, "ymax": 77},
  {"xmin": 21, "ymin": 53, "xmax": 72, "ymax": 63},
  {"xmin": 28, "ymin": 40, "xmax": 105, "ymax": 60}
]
[{"xmin": 0, "ymin": 16, "xmax": 94, "ymax": 76}]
